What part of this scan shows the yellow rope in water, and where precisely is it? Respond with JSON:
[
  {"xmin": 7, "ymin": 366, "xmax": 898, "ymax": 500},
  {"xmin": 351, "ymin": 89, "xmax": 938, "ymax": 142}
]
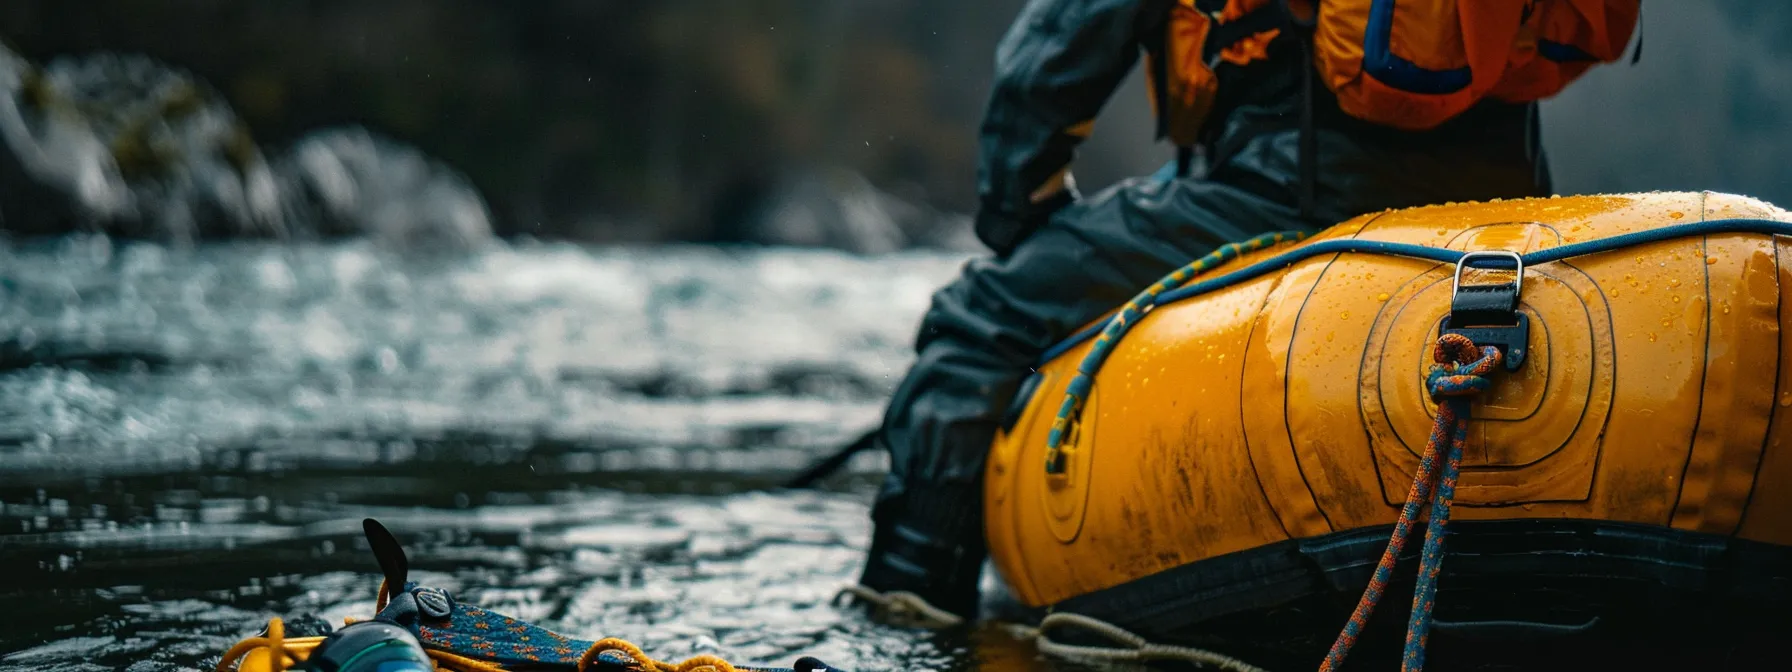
[
  {"xmin": 578, "ymin": 637, "xmax": 745, "ymax": 672},
  {"xmin": 214, "ymin": 618, "xmax": 294, "ymax": 672}
]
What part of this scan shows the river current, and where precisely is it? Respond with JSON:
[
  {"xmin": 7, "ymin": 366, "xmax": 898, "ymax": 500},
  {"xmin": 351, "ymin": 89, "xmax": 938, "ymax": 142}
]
[{"xmin": 0, "ymin": 237, "xmax": 1093, "ymax": 671}]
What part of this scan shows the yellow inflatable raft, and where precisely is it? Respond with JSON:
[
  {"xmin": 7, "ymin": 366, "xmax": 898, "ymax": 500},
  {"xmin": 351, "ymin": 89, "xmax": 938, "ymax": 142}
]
[{"xmin": 986, "ymin": 192, "xmax": 1792, "ymax": 668}]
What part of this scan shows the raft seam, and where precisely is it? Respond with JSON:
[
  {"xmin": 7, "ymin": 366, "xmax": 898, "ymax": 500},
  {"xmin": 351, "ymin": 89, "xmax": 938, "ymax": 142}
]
[
  {"xmin": 1732, "ymin": 224, "xmax": 1784, "ymax": 537},
  {"xmin": 1669, "ymin": 195, "xmax": 1713, "ymax": 528},
  {"xmin": 1278, "ymin": 216, "xmax": 1387, "ymax": 534},
  {"xmin": 1365, "ymin": 270, "xmax": 1447, "ymax": 501},
  {"xmin": 1243, "ymin": 212, "xmax": 1387, "ymax": 540},
  {"xmin": 1239, "ymin": 266, "xmax": 1298, "ymax": 541}
]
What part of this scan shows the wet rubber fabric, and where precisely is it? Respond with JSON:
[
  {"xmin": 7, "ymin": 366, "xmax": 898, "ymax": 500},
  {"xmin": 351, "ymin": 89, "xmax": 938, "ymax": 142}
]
[{"xmin": 861, "ymin": 0, "xmax": 1555, "ymax": 616}]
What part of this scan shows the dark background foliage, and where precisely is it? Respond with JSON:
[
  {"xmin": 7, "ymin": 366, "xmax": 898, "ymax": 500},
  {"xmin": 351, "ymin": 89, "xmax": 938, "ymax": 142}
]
[{"xmin": 3, "ymin": 0, "xmax": 1785, "ymax": 242}]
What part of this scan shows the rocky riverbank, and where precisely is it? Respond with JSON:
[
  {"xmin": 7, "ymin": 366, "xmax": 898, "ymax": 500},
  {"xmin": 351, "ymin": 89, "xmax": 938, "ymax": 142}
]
[{"xmin": 0, "ymin": 43, "xmax": 495, "ymax": 247}]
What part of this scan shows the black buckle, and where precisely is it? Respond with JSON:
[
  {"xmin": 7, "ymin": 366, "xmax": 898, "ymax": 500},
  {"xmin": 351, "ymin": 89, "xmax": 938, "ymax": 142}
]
[{"xmin": 1439, "ymin": 251, "xmax": 1528, "ymax": 371}]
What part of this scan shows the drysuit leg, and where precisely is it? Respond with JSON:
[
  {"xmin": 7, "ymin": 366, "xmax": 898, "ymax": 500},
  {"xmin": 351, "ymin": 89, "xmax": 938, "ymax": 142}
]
[{"xmin": 858, "ymin": 173, "xmax": 1312, "ymax": 617}]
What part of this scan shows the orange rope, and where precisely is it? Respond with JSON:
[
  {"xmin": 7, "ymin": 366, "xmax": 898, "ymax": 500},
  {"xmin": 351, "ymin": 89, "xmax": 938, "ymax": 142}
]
[
  {"xmin": 577, "ymin": 637, "xmax": 742, "ymax": 672},
  {"xmin": 215, "ymin": 618, "xmax": 292, "ymax": 672},
  {"xmin": 1319, "ymin": 333, "xmax": 1501, "ymax": 672}
]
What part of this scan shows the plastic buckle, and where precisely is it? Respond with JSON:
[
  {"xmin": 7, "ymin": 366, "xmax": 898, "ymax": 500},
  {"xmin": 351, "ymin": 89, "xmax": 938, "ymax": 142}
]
[{"xmin": 1439, "ymin": 250, "xmax": 1528, "ymax": 371}]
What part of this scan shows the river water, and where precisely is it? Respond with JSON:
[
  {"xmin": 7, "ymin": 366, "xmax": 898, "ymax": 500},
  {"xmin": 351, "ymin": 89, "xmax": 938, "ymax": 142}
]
[{"xmin": 0, "ymin": 237, "xmax": 1095, "ymax": 671}]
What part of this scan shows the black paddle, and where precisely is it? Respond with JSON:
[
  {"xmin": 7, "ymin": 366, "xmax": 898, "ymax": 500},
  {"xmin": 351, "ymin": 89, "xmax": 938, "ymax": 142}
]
[
  {"xmin": 362, "ymin": 518, "xmax": 409, "ymax": 605},
  {"xmin": 784, "ymin": 429, "xmax": 878, "ymax": 489}
]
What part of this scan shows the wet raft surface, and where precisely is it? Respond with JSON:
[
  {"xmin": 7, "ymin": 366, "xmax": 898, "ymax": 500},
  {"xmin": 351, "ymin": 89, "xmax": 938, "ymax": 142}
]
[{"xmin": 0, "ymin": 238, "xmax": 1087, "ymax": 671}]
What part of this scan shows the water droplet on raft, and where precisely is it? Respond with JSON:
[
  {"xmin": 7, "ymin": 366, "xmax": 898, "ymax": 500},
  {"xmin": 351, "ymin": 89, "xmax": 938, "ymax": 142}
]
[
  {"xmin": 1782, "ymin": 392, "xmax": 1791, "ymax": 408},
  {"xmin": 1671, "ymin": 211, "xmax": 1685, "ymax": 219},
  {"xmin": 1648, "ymin": 333, "xmax": 1658, "ymax": 342},
  {"xmin": 1661, "ymin": 317, "xmax": 1673, "ymax": 327},
  {"xmin": 1376, "ymin": 293, "xmax": 1390, "ymax": 302},
  {"xmin": 1339, "ymin": 311, "xmax": 1350, "ymax": 321},
  {"xmin": 1708, "ymin": 257, "xmax": 1720, "ymax": 265},
  {"xmin": 1608, "ymin": 288, "xmax": 1620, "ymax": 298},
  {"xmin": 1672, "ymin": 295, "xmax": 1681, "ymax": 303},
  {"xmin": 1668, "ymin": 278, "xmax": 1682, "ymax": 288}
]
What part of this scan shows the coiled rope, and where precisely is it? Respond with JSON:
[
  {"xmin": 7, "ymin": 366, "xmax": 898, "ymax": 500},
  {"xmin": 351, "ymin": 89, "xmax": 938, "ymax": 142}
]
[{"xmin": 1319, "ymin": 333, "xmax": 1501, "ymax": 672}]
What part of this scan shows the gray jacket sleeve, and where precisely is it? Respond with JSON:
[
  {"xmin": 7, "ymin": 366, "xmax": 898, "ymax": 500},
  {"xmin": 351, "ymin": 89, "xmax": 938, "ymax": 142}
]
[{"xmin": 974, "ymin": 0, "xmax": 1170, "ymax": 254}]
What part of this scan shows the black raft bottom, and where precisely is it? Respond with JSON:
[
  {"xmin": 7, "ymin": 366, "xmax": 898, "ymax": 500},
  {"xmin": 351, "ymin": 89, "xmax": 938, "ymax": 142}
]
[{"xmin": 992, "ymin": 519, "xmax": 1792, "ymax": 671}]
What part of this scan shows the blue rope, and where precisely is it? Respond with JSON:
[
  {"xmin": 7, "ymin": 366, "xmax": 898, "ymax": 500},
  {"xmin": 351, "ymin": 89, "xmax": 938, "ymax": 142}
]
[
  {"xmin": 1037, "ymin": 217, "xmax": 1792, "ymax": 365},
  {"xmin": 1042, "ymin": 232, "xmax": 1303, "ymax": 473}
]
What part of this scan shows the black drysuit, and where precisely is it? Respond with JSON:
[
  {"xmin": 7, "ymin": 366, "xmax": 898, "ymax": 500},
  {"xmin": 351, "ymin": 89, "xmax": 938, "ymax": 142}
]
[{"xmin": 857, "ymin": 0, "xmax": 1554, "ymax": 617}]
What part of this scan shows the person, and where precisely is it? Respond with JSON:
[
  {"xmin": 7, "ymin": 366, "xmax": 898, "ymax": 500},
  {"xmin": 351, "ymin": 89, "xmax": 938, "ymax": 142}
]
[{"xmin": 851, "ymin": 0, "xmax": 1636, "ymax": 619}]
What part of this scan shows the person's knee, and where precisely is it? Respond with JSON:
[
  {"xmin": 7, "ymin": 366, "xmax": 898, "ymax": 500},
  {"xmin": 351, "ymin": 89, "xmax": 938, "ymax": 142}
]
[{"xmin": 912, "ymin": 239, "xmax": 1096, "ymax": 363}]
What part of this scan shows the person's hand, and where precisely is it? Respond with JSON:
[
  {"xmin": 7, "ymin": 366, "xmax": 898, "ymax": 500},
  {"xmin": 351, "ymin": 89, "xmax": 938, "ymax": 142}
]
[{"xmin": 973, "ymin": 187, "xmax": 1077, "ymax": 256}]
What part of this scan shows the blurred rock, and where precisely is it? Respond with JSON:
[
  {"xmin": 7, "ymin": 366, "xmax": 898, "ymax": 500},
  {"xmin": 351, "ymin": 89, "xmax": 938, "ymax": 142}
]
[
  {"xmin": 0, "ymin": 35, "xmax": 1001, "ymax": 253},
  {"xmin": 0, "ymin": 42, "xmax": 491, "ymax": 248},
  {"xmin": 3, "ymin": 2, "xmax": 1789, "ymax": 244},
  {"xmin": 278, "ymin": 127, "xmax": 493, "ymax": 248},
  {"xmin": 719, "ymin": 167, "xmax": 978, "ymax": 255},
  {"xmin": 0, "ymin": 43, "xmax": 133, "ymax": 235},
  {"xmin": 0, "ymin": 1, "xmax": 1033, "ymax": 245},
  {"xmin": 37, "ymin": 50, "xmax": 284, "ymax": 240}
]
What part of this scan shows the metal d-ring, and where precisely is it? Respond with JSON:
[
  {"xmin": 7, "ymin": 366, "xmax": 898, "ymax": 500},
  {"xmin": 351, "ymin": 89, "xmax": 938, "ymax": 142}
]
[
  {"xmin": 1452, "ymin": 250, "xmax": 1523, "ymax": 297},
  {"xmin": 1443, "ymin": 249, "xmax": 1529, "ymax": 371}
]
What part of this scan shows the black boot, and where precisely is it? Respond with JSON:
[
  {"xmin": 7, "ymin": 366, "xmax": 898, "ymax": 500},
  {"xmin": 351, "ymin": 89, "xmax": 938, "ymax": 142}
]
[{"xmin": 856, "ymin": 485, "xmax": 986, "ymax": 621}]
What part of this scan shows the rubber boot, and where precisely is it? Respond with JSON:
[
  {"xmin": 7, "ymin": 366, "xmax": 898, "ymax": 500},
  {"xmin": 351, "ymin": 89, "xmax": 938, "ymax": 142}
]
[{"xmin": 856, "ymin": 485, "xmax": 986, "ymax": 621}]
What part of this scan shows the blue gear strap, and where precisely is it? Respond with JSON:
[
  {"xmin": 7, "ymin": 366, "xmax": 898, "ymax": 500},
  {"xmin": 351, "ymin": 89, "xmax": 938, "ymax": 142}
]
[{"xmin": 1039, "ymin": 218, "xmax": 1792, "ymax": 366}]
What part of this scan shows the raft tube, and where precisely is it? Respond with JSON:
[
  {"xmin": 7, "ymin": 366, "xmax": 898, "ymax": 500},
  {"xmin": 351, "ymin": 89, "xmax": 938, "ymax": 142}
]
[{"xmin": 986, "ymin": 192, "xmax": 1792, "ymax": 668}]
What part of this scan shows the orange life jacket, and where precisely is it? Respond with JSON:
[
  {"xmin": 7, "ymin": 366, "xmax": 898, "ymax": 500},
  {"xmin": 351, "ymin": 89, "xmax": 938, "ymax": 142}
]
[{"xmin": 1146, "ymin": 0, "xmax": 1640, "ymax": 145}]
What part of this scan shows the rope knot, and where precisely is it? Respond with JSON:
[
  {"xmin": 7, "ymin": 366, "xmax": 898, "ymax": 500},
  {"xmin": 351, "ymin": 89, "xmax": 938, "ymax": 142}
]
[
  {"xmin": 1426, "ymin": 333, "xmax": 1502, "ymax": 401},
  {"xmin": 1324, "ymin": 332, "xmax": 1508, "ymax": 672}
]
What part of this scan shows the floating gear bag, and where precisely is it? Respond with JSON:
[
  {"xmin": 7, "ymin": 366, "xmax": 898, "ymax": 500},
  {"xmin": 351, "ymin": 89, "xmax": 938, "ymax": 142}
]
[{"xmin": 215, "ymin": 520, "xmax": 845, "ymax": 672}]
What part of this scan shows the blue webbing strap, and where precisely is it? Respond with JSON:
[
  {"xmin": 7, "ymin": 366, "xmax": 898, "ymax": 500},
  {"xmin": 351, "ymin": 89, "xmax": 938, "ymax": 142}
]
[{"xmin": 1038, "ymin": 218, "xmax": 1792, "ymax": 365}]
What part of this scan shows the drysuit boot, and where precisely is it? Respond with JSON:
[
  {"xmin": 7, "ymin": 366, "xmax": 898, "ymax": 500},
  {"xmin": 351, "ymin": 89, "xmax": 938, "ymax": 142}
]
[{"xmin": 857, "ymin": 482, "xmax": 986, "ymax": 619}]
